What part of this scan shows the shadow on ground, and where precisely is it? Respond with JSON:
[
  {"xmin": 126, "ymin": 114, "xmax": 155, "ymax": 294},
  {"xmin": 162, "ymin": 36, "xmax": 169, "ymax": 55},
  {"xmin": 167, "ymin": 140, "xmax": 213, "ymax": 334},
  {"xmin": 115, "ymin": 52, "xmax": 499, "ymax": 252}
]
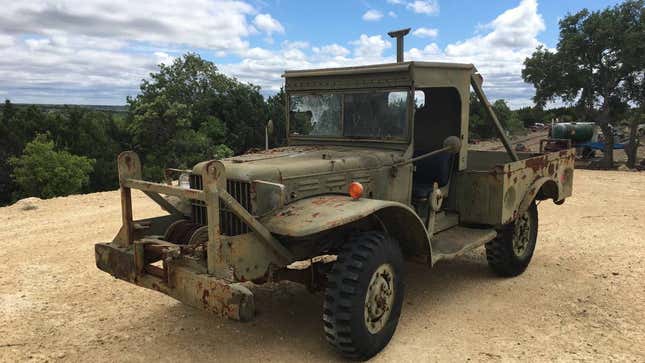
[{"xmin": 128, "ymin": 252, "xmax": 497, "ymax": 361}]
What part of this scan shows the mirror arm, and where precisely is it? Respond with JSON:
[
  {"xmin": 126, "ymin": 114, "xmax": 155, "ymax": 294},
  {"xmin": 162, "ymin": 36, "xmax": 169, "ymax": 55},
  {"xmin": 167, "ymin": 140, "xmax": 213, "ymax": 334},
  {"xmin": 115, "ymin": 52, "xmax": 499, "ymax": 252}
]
[{"xmin": 392, "ymin": 146, "xmax": 452, "ymax": 168}]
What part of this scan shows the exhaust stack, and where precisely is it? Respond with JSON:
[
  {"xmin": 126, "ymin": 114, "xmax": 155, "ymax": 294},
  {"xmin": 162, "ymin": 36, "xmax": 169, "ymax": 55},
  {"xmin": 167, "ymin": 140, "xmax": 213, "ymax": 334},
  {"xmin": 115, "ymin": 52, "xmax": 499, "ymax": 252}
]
[{"xmin": 388, "ymin": 28, "xmax": 411, "ymax": 63}]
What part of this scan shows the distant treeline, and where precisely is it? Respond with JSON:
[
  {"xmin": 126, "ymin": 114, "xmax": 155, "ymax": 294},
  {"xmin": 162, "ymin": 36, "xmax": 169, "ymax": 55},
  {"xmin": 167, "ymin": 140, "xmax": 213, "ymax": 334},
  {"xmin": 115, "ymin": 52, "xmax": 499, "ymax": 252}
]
[
  {"xmin": 0, "ymin": 53, "xmax": 585, "ymax": 206},
  {"xmin": 10, "ymin": 103, "xmax": 128, "ymax": 113}
]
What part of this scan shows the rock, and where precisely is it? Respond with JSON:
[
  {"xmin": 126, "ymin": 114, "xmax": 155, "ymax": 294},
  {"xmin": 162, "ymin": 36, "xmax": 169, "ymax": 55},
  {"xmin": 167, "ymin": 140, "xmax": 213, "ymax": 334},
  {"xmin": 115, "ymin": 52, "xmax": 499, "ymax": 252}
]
[
  {"xmin": 54, "ymin": 352, "xmax": 66, "ymax": 359},
  {"xmin": 14, "ymin": 197, "xmax": 42, "ymax": 211},
  {"xmin": 617, "ymin": 164, "xmax": 630, "ymax": 171}
]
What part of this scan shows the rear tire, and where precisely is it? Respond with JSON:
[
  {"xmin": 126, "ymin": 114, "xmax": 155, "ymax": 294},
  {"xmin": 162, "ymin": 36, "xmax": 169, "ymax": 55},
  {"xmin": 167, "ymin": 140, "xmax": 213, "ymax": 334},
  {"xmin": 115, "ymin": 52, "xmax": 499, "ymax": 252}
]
[
  {"xmin": 485, "ymin": 202, "xmax": 538, "ymax": 277},
  {"xmin": 323, "ymin": 231, "xmax": 405, "ymax": 360}
]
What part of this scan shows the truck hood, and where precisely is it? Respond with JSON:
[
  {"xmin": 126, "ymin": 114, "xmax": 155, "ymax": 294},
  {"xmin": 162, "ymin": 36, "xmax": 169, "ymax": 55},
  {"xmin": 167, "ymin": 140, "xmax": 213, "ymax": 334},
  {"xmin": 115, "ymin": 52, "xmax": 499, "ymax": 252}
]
[{"xmin": 219, "ymin": 146, "xmax": 404, "ymax": 183}]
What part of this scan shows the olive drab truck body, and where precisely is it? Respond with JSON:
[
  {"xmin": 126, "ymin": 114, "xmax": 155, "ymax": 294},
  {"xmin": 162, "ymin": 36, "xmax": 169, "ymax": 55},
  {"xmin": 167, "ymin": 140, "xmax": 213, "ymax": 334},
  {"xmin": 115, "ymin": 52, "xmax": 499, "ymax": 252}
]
[{"xmin": 96, "ymin": 28, "xmax": 573, "ymax": 360}]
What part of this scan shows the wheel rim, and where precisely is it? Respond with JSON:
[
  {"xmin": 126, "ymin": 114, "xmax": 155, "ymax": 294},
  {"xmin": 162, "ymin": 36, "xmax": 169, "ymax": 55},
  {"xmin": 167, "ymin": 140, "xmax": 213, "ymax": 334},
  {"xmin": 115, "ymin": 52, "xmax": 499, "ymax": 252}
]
[
  {"xmin": 364, "ymin": 263, "xmax": 395, "ymax": 334},
  {"xmin": 512, "ymin": 210, "xmax": 532, "ymax": 257}
]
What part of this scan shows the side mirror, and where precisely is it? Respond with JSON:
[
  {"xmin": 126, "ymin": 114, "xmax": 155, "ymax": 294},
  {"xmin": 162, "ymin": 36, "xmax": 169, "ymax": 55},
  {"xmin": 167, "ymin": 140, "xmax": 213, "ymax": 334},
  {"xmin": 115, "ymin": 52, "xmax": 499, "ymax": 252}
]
[{"xmin": 443, "ymin": 136, "xmax": 461, "ymax": 154}]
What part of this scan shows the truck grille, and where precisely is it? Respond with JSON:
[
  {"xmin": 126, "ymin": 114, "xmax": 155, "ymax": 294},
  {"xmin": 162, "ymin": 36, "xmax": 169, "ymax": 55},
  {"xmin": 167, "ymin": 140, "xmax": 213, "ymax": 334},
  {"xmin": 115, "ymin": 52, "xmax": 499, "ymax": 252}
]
[{"xmin": 189, "ymin": 174, "xmax": 252, "ymax": 236}]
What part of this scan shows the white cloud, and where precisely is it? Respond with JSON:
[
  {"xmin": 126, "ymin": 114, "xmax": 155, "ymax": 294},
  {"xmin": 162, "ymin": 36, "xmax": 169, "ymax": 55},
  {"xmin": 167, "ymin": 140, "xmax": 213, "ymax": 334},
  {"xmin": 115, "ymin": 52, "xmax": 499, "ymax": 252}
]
[
  {"xmin": 362, "ymin": 9, "xmax": 384, "ymax": 21},
  {"xmin": 242, "ymin": 47, "xmax": 275, "ymax": 59},
  {"xmin": 154, "ymin": 52, "xmax": 174, "ymax": 65},
  {"xmin": 0, "ymin": 1, "xmax": 256, "ymax": 52},
  {"xmin": 386, "ymin": 0, "xmax": 404, "ymax": 4},
  {"xmin": 350, "ymin": 34, "xmax": 391, "ymax": 60},
  {"xmin": 445, "ymin": 0, "xmax": 544, "ymax": 56},
  {"xmin": 0, "ymin": 0, "xmax": 544, "ymax": 108},
  {"xmin": 225, "ymin": 0, "xmax": 543, "ymax": 107},
  {"xmin": 0, "ymin": 0, "xmax": 280, "ymax": 103},
  {"xmin": 253, "ymin": 13, "xmax": 285, "ymax": 35},
  {"xmin": 282, "ymin": 40, "xmax": 309, "ymax": 50},
  {"xmin": 0, "ymin": 35, "xmax": 15, "ymax": 48},
  {"xmin": 312, "ymin": 44, "xmax": 350, "ymax": 58},
  {"xmin": 219, "ymin": 34, "xmax": 393, "ymax": 93},
  {"xmin": 388, "ymin": 11, "xmax": 397, "ymax": 18},
  {"xmin": 406, "ymin": 1, "xmax": 440, "ymax": 15},
  {"xmin": 412, "ymin": 27, "xmax": 439, "ymax": 38},
  {"xmin": 440, "ymin": 0, "xmax": 545, "ymax": 107},
  {"xmin": 406, "ymin": 43, "xmax": 441, "ymax": 59}
]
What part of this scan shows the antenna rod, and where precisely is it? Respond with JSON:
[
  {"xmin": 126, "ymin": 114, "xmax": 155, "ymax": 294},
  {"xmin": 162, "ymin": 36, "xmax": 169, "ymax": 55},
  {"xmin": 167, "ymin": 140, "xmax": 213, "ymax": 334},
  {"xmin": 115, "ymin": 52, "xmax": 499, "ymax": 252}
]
[{"xmin": 388, "ymin": 28, "xmax": 411, "ymax": 63}]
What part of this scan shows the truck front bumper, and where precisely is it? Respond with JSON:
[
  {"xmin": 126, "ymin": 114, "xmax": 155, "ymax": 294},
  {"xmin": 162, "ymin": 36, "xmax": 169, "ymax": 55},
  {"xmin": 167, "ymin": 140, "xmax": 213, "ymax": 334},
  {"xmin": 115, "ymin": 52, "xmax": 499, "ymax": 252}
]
[{"xmin": 95, "ymin": 241, "xmax": 255, "ymax": 321}]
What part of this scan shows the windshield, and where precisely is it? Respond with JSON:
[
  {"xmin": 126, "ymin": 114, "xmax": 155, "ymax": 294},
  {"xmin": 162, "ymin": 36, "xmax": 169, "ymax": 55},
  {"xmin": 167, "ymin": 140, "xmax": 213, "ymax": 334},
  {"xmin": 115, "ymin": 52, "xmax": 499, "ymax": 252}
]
[{"xmin": 289, "ymin": 90, "xmax": 409, "ymax": 139}]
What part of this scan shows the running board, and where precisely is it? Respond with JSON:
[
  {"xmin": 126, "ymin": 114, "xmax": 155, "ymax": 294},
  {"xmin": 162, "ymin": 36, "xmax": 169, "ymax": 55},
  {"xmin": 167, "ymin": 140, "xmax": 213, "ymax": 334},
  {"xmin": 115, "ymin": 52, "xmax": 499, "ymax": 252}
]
[{"xmin": 431, "ymin": 226, "xmax": 497, "ymax": 264}]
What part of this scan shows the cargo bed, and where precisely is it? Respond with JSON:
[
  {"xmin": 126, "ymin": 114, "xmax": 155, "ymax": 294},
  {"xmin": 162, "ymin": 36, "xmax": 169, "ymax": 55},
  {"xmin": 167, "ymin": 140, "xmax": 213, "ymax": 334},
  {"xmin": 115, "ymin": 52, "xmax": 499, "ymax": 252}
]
[{"xmin": 454, "ymin": 149, "xmax": 575, "ymax": 226}]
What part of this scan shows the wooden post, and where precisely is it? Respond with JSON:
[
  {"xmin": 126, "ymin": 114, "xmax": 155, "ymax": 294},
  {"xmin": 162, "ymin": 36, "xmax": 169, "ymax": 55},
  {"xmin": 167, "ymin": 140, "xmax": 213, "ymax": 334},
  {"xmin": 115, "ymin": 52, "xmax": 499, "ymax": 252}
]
[
  {"xmin": 116, "ymin": 151, "xmax": 142, "ymax": 247},
  {"xmin": 202, "ymin": 160, "xmax": 228, "ymax": 277},
  {"xmin": 120, "ymin": 187, "xmax": 134, "ymax": 247}
]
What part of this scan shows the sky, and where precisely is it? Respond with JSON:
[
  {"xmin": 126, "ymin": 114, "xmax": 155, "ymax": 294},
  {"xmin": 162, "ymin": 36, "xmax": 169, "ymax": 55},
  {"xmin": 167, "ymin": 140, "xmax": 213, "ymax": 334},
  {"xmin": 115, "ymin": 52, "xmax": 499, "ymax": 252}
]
[{"xmin": 0, "ymin": 0, "xmax": 624, "ymax": 108}]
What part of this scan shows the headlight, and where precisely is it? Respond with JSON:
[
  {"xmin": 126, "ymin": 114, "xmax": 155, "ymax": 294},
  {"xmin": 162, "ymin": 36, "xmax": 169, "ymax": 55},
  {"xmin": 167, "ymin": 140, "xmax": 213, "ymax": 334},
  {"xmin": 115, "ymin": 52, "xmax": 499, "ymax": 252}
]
[
  {"xmin": 252, "ymin": 180, "xmax": 285, "ymax": 216},
  {"xmin": 179, "ymin": 173, "xmax": 191, "ymax": 189}
]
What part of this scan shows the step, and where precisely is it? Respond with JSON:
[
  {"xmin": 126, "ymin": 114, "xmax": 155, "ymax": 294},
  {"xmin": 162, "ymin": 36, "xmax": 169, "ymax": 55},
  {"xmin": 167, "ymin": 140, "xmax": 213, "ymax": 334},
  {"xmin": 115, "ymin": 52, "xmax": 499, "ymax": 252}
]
[{"xmin": 431, "ymin": 226, "xmax": 497, "ymax": 263}]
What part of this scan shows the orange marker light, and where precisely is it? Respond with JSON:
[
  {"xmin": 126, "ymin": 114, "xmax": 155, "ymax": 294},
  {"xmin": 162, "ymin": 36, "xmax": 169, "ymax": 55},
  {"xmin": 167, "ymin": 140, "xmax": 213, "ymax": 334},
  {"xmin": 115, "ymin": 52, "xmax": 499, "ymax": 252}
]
[{"xmin": 348, "ymin": 181, "xmax": 364, "ymax": 200}]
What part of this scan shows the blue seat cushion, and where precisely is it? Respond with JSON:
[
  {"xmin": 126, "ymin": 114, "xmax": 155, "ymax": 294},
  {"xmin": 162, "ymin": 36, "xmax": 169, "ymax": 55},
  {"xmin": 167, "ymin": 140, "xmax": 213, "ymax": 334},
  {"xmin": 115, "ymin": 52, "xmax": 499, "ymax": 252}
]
[
  {"xmin": 413, "ymin": 153, "xmax": 453, "ymax": 187},
  {"xmin": 412, "ymin": 184, "xmax": 434, "ymax": 199}
]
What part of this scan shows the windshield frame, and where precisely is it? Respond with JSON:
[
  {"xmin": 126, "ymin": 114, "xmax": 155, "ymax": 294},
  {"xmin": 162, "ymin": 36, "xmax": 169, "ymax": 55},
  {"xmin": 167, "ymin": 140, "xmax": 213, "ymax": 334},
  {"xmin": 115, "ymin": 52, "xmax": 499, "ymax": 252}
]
[{"xmin": 287, "ymin": 87, "xmax": 413, "ymax": 145}]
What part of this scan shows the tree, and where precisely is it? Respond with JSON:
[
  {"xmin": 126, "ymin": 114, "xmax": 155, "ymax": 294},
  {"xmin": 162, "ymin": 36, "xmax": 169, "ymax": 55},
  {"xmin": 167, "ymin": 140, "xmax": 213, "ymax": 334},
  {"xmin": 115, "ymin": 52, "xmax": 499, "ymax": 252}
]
[
  {"xmin": 127, "ymin": 53, "xmax": 259, "ymax": 179},
  {"xmin": 522, "ymin": 0, "xmax": 644, "ymax": 168},
  {"xmin": 0, "ymin": 100, "xmax": 15, "ymax": 204},
  {"xmin": 469, "ymin": 94, "xmax": 524, "ymax": 139},
  {"xmin": 9, "ymin": 134, "xmax": 95, "ymax": 199},
  {"xmin": 45, "ymin": 107, "xmax": 126, "ymax": 191},
  {"xmin": 266, "ymin": 88, "xmax": 287, "ymax": 147}
]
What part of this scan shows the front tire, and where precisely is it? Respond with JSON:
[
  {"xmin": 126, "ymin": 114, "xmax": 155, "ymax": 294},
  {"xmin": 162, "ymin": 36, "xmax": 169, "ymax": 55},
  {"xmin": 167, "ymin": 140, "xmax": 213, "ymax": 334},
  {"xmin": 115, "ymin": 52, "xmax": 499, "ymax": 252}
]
[
  {"xmin": 323, "ymin": 231, "xmax": 405, "ymax": 360},
  {"xmin": 485, "ymin": 202, "xmax": 538, "ymax": 277}
]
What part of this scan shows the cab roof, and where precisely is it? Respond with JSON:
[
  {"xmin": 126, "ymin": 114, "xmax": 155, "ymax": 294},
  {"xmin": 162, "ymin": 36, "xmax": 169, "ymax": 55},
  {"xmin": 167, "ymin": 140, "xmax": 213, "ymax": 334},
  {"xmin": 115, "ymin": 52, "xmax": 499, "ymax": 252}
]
[
  {"xmin": 283, "ymin": 61, "xmax": 475, "ymax": 78},
  {"xmin": 282, "ymin": 61, "xmax": 478, "ymax": 93}
]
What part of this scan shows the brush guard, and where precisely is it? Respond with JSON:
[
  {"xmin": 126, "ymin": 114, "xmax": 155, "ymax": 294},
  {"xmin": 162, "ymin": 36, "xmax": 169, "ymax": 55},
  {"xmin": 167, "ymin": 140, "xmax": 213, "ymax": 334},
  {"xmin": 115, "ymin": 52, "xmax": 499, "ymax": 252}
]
[{"xmin": 95, "ymin": 151, "xmax": 293, "ymax": 321}]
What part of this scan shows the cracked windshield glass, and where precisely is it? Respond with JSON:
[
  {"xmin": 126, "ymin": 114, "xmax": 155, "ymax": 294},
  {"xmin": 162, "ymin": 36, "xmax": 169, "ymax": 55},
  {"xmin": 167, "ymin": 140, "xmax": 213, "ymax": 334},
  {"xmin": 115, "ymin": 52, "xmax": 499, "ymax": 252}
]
[{"xmin": 289, "ymin": 91, "xmax": 408, "ymax": 139}]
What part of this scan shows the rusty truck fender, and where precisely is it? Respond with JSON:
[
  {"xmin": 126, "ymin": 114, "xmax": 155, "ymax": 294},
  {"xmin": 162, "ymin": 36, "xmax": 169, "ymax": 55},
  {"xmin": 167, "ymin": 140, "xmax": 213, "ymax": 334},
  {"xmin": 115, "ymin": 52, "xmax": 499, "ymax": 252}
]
[
  {"xmin": 517, "ymin": 176, "xmax": 563, "ymax": 220},
  {"xmin": 260, "ymin": 195, "xmax": 432, "ymax": 257}
]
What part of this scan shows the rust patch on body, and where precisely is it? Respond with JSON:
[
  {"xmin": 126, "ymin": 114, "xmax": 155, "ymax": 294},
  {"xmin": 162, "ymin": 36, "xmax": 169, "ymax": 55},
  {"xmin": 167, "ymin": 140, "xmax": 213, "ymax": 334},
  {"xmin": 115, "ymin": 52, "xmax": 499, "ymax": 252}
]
[
  {"xmin": 202, "ymin": 289, "xmax": 210, "ymax": 305},
  {"xmin": 278, "ymin": 208, "xmax": 295, "ymax": 217},
  {"xmin": 524, "ymin": 156, "xmax": 547, "ymax": 172},
  {"xmin": 548, "ymin": 163, "xmax": 555, "ymax": 175}
]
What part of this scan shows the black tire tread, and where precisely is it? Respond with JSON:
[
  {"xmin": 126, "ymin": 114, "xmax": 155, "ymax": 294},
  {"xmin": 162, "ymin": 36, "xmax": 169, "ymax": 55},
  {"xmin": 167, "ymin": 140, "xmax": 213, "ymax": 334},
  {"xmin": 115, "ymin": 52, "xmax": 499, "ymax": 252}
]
[
  {"xmin": 323, "ymin": 231, "xmax": 402, "ymax": 360},
  {"xmin": 485, "ymin": 202, "xmax": 538, "ymax": 277}
]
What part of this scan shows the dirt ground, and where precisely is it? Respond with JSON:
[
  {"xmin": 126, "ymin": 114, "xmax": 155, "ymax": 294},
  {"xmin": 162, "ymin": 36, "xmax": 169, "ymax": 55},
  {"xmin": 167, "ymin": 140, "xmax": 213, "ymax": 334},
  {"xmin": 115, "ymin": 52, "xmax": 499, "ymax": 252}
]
[{"xmin": 1, "ymin": 169, "xmax": 643, "ymax": 362}]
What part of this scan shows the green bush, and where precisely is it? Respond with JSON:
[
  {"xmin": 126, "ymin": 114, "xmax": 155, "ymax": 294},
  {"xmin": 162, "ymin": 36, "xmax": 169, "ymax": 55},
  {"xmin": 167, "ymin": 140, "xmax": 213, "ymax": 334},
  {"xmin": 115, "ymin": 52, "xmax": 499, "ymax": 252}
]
[
  {"xmin": 127, "ymin": 53, "xmax": 267, "ymax": 179},
  {"xmin": 9, "ymin": 135, "xmax": 95, "ymax": 199}
]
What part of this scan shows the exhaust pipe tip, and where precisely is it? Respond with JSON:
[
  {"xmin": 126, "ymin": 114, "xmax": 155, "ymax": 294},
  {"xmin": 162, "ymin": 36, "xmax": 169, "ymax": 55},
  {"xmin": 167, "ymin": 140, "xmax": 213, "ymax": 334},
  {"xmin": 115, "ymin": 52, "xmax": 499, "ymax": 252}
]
[{"xmin": 388, "ymin": 28, "xmax": 411, "ymax": 63}]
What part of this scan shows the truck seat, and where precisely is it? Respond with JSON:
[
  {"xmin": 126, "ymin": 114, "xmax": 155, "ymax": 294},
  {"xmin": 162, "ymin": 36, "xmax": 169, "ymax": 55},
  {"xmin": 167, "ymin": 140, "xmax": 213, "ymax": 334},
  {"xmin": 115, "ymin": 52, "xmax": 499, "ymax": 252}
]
[{"xmin": 412, "ymin": 153, "xmax": 453, "ymax": 198}]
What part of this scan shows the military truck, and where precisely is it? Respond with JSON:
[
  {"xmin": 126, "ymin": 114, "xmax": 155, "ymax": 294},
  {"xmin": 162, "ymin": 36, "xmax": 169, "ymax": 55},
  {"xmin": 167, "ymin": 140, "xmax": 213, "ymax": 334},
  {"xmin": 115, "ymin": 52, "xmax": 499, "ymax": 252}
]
[{"xmin": 95, "ymin": 29, "xmax": 574, "ymax": 360}]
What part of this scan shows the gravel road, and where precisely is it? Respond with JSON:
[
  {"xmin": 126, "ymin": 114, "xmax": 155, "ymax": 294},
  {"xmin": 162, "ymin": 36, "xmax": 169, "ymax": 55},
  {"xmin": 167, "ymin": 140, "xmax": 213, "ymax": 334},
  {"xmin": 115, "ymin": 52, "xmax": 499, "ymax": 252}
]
[{"xmin": 1, "ymin": 169, "xmax": 643, "ymax": 362}]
